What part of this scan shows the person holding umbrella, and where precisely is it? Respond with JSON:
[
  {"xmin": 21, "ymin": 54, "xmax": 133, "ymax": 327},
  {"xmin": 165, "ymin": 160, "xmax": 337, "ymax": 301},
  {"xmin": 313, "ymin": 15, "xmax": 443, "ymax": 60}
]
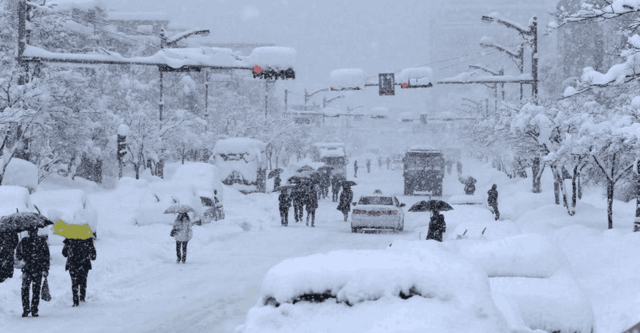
[
  {"xmin": 62, "ymin": 237, "xmax": 97, "ymax": 307},
  {"xmin": 171, "ymin": 212, "xmax": 193, "ymax": 263},
  {"xmin": 306, "ymin": 183, "xmax": 319, "ymax": 227},
  {"xmin": 0, "ymin": 230, "xmax": 19, "ymax": 283},
  {"xmin": 15, "ymin": 227, "xmax": 50, "ymax": 317},
  {"xmin": 426, "ymin": 210, "xmax": 446, "ymax": 242},
  {"xmin": 337, "ymin": 182, "xmax": 355, "ymax": 222},
  {"xmin": 278, "ymin": 187, "xmax": 293, "ymax": 226}
]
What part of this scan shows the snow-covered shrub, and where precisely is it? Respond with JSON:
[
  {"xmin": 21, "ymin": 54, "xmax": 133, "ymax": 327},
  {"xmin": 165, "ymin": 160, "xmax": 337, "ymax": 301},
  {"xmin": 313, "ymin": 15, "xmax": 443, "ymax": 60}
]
[{"xmin": 3, "ymin": 158, "xmax": 38, "ymax": 193}]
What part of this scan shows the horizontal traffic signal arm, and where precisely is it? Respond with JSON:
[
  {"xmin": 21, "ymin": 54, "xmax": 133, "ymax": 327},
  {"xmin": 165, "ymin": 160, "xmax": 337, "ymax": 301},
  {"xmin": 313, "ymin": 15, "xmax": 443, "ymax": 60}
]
[{"xmin": 252, "ymin": 65, "xmax": 295, "ymax": 80}]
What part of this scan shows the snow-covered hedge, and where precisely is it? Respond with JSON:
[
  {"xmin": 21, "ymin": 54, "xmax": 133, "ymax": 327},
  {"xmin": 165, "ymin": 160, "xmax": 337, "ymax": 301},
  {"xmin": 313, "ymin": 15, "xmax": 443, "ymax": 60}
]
[
  {"xmin": 0, "ymin": 185, "xmax": 33, "ymax": 216},
  {"xmin": 31, "ymin": 189, "xmax": 98, "ymax": 231},
  {"xmin": 171, "ymin": 162, "xmax": 224, "ymax": 202},
  {"xmin": 238, "ymin": 243, "xmax": 510, "ymax": 333},
  {"xmin": 3, "ymin": 158, "xmax": 38, "ymax": 193}
]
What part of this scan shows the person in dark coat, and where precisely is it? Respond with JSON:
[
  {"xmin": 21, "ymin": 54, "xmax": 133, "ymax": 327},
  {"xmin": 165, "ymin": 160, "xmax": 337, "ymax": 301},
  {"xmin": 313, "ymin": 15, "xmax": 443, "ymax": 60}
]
[
  {"xmin": 273, "ymin": 174, "xmax": 282, "ymax": 190},
  {"xmin": 291, "ymin": 185, "xmax": 305, "ymax": 222},
  {"xmin": 366, "ymin": 159, "xmax": 371, "ymax": 173},
  {"xmin": 278, "ymin": 188, "xmax": 292, "ymax": 226},
  {"xmin": 62, "ymin": 237, "xmax": 97, "ymax": 307},
  {"xmin": 464, "ymin": 182, "xmax": 476, "ymax": 195},
  {"xmin": 305, "ymin": 183, "xmax": 319, "ymax": 227},
  {"xmin": 15, "ymin": 228, "xmax": 50, "ymax": 317},
  {"xmin": 331, "ymin": 174, "xmax": 342, "ymax": 202},
  {"xmin": 426, "ymin": 210, "xmax": 446, "ymax": 242},
  {"xmin": 337, "ymin": 185, "xmax": 354, "ymax": 222},
  {"xmin": 386, "ymin": 157, "xmax": 391, "ymax": 170},
  {"xmin": 319, "ymin": 172, "xmax": 330, "ymax": 199},
  {"xmin": 0, "ymin": 231, "xmax": 19, "ymax": 283},
  {"xmin": 487, "ymin": 184, "xmax": 500, "ymax": 220},
  {"xmin": 353, "ymin": 160, "xmax": 358, "ymax": 178},
  {"xmin": 171, "ymin": 212, "xmax": 193, "ymax": 263}
]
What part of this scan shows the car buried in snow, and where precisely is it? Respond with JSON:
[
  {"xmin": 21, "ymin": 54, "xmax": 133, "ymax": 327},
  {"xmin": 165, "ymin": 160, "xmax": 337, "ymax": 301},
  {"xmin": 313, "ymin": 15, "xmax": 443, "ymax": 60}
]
[{"xmin": 350, "ymin": 190, "xmax": 405, "ymax": 233}]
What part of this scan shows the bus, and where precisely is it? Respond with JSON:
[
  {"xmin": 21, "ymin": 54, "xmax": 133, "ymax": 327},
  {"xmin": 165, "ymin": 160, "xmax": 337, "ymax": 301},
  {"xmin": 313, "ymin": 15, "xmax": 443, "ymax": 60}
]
[
  {"xmin": 403, "ymin": 146, "xmax": 445, "ymax": 196},
  {"xmin": 310, "ymin": 143, "xmax": 348, "ymax": 177},
  {"xmin": 212, "ymin": 138, "xmax": 267, "ymax": 194}
]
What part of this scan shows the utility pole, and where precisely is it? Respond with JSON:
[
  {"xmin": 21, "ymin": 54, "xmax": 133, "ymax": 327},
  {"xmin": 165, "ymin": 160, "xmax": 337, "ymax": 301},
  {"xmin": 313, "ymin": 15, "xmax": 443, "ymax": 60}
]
[
  {"xmin": 17, "ymin": 0, "xmax": 29, "ymax": 85},
  {"xmin": 284, "ymin": 89, "xmax": 289, "ymax": 112},
  {"xmin": 204, "ymin": 70, "xmax": 209, "ymax": 132}
]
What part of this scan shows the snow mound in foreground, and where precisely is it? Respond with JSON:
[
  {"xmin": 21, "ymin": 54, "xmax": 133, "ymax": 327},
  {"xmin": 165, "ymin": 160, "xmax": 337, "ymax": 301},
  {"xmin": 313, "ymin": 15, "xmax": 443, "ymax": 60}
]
[{"xmin": 238, "ymin": 242, "xmax": 510, "ymax": 333}]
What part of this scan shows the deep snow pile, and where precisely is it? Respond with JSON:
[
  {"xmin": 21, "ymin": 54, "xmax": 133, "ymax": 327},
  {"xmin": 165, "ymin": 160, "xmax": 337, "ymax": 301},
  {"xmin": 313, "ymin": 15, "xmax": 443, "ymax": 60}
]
[{"xmin": 238, "ymin": 242, "xmax": 510, "ymax": 333}]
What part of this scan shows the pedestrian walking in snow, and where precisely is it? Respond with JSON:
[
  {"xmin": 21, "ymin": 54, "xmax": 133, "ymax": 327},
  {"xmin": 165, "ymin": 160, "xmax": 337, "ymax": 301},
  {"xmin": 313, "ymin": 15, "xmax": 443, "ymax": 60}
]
[
  {"xmin": 456, "ymin": 161, "xmax": 463, "ymax": 175},
  {"xmin": 320, "ymin": 172, "xmax": 330, "ymax": 199},
  {"xmin": 278, "ymin": 188, "xmax": 292, "ymax": 226},
  {"xmin": 378, "ymin": 157, "xmax": 383, "ymax": 168},
  {"xmin": 354, "ymin": 160, "xmax": 358, "ymax": 178},
  {"xmin": 273, "ymin": 174, "xmax": 281, "ymax": 190},
  {"xmin": 386, "ymin": 157, "xmax": 391, "ymax": 170},
  {"xmin": 487, "ymin": 184, "xmax": 500, "ymax": 220},
  {"xmin": 62, "ymin": 237, "xmax": 96, "ymax": 307},
  {"xmin": 306, "ymin": 183, "xmax": 319, "ymax": 227},
  {"xmin": 0, "ymin": 231, "xmax": 19, "ymax": 283},
  {"xmin": 426, "ymin": 210, "xmax": 446, "ymax": 242},
  {"xmin": 337, "ymin": 185, "xmax": 354, "ymax": 222},
  {"xmin": 292, "ymin": 185, "xmax": 305, "ymax": 222},
  {"xmin": 171, "ymin": 212, "xmax": 193, "ymax": 263},
  {"xmin": 366, "ymin": 159, "xmax": 371, "ymax": 174},
  {"xmin": 331, "ymin": 174, "xmax": 342, "ymax": 202},
  {"xmin": 15, "ymin": 228, "xmax": 50, "ymax": 317}
]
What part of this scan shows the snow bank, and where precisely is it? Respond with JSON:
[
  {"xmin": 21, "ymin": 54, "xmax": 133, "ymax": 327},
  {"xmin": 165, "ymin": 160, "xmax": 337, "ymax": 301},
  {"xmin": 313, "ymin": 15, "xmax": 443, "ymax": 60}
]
[
  {"xmin": 213, "ymin": 138, "xmax": 266, "ymax": 185},
  {"xmin": 170, "ymin": 162, "xmax": 224, "ymax": 202},
  {"xmin": 30, "ymin": 189, "xmax": 98, "ymax": 231},
  {"xmin": 239, "ymin": 243, "xmax": 509, "ymax": 333},
  {"xmin": 0, "ymin": 185, "xmax": 33, "ymax": 216},
  {"xmin": 329, "ymin": 68, "xmax": 367, "ymax": 90},
  {"xmin": 449, "ymin": 193, "xmax": 485, "ymax": 205},
  {"xmin": 132, "ymin": 181, "xmax": 204, "ymax": 226},
  {"xmin": 448, "ymin": 234, "xmax": 595, "ymax": 333},
  {"xmin": 368, "ymin": 107, "xmax": 389, "ymax": 118},
  {"xmin": 247, "ymin": 47, "xmax": 296, "ymax": 70},
  {"xmin": 449, "ymin": 221, "xmax": 521, "ymax": 240},
  {"xmin": 3, "ymin": 158, "xmax": 38, "ymax": 193}
]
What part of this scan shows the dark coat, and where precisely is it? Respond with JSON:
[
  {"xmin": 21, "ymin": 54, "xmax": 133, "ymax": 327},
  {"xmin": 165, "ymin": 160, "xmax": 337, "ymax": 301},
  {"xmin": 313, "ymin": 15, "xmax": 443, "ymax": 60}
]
[
  {"xmin": 487, "ymin": 188, "xmax": 498, "ymax": 206},
  {"xmin": 0, "ymin": 231, "xmax": 19, "ymax": 281},
  {"xmin": 62, "ymin": 238, "xmax": 96, "ymax": 272},
  {"xmin": 337, "ymin": 187, "xmax": 354, "ymax": 214},
  {"xmin": 278, "ymin": 191, "xmax": 292, "ymax": 210},
  {"xmin": 426, "ymin": 213, "xmax": 446, "ymax": 242},
  {"xmin": 273, "ymin": 175, "xmax": 281, "ymax": 189},
  {"xmin": 16, "ymin": 235, "xmax": 50, "ymax": 275},
  {"xmin": 292, "ymin": 186, "xmax": 305, "ymax": 206},
  {"xmin": 306, "ymin": 185, "xmax": 319, "ymax": 209}
]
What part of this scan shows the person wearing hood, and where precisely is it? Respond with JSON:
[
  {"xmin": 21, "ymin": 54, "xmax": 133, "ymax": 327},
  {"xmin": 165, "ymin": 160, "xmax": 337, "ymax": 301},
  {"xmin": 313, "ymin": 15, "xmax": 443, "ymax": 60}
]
[
  {"xmin": 62, "ymin": 237, "xmax": 97, "ymax": 307},
  {"xmin": 487, "ymin": 184, "xmax": 500, "ymax": 220},
  {"xmin": 0, "ymin": 231, "xmax": 19, "ymax": 283},
  {"xmin": 15, "ymin": 228, "xmax": 50, "ymax": 317},
  {"xmin": 171, "ymin": 212, "xmax": 193, "ymax": 263},
  {"xmin": 337, "ymin": 185, "xmax": 354, "ymax": 222}
]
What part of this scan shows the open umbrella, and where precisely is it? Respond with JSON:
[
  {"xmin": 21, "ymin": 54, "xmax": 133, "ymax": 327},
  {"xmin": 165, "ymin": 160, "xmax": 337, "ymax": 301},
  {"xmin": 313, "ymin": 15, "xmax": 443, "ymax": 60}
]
[
  {"xmin": 317, "ymin": 165, "xmax": 334, "ymax": 173},
  {"xmin": 0, "ymin": 212, "xmax": 54, "ymax": 233},
  {"xmin": 164, "ymin": 204, "xmax": 196, "ymax": 214},
  {"xmin": 274, "ymin": 184, "xmax": 297, "ymax": 192},
  {"xmin": 268, "ymin": 168, "xmax": 284, "ymax": 179},
  {"xmin": 296, "ymin": 165, "xmax": 315, "ymax": 172},
  {"xmin": 408, "ymin": 200, "xmax": 454, "ymax": 212},
  {"xmin": 53, "ymin": 219, "xmax": 93, "ymax": 240},
  {"xmin": 458, "ymin": 175, "xmax": 476, "ymax": 185},
  {"xmin": 340, "ymin": 180, "xmax": 357, "ymax": 187}
]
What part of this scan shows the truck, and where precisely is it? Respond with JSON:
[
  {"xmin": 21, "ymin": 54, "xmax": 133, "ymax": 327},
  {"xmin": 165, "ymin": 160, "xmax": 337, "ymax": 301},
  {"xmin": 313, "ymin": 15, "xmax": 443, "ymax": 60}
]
[
  {"xmin": 310, "ymin": 143, "xmax": 348, "ymax": 177},
  {"xmin": 211, "ymin": 138, "xmax": 267, "ymax": 194},
  {"xmin": 403, "ymin": 146, "xmax": 445, "ymax": 196}
]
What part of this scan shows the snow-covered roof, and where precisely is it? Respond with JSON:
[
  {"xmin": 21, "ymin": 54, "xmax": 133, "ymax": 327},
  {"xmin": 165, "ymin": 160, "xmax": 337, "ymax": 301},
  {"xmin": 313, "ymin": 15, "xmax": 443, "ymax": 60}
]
[
  {"xmin": 329, "ymin": 68, "xmax": 367, "ymax": 90},
  {"xmin": 213, "ymin": 138, "xmax": 267, "ymax": 155}
]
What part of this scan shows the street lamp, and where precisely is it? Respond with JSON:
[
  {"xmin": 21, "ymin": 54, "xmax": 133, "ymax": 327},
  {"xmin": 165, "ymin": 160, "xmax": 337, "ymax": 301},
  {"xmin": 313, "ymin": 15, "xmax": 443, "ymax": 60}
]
[
  {"xmin": 481, "ymin": 15, "xmax": 538, "ymax": 101},
  {"xmin": 323, "ymin": 95, "xmax": 345, "ymax": 108},
  {"xmin": 304, "ymin": 88, "xmax": 330, "ymax": 109}
]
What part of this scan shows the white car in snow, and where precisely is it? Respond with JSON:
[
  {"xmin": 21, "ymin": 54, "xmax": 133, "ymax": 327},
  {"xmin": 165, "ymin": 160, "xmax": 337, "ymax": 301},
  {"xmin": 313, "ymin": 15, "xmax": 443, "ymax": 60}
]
[{"xmin": 350, "ymin": 190, "xmax": 405, "ymax": 233}]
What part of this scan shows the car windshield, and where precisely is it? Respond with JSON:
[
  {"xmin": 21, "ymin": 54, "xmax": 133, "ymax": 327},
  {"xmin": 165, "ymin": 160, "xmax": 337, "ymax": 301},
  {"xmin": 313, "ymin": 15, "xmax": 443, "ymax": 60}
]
[{"xmin": 358, "ymin": 196, "xmax": 394, "ymax": 205}]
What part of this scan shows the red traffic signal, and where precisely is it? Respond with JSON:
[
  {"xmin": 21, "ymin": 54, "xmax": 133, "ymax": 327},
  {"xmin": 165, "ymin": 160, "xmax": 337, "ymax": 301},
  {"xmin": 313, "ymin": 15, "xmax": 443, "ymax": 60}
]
[
  {"xmin": 252, "ymin": 66, "xmax": 295, "ymax": 80},
  {"xmin": 401, "ymin": 82, "xmax": 409, "ymax": 88},
  {"xmin": 253, "ymin": 65, "xmax": 263, "ymax": 74}
]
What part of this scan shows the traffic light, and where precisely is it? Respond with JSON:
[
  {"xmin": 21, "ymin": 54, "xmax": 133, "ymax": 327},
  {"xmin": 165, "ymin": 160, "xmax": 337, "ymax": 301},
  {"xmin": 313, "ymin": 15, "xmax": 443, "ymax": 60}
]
[{"xmin": 252, "ymin": 65, "xmax": 295, "ymax": 80}]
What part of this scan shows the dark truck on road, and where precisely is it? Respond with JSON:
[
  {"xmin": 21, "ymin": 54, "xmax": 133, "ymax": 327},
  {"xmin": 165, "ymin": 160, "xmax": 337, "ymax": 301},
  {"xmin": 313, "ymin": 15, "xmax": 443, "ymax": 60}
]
[{"xmin": 403, "ymin": 147, "xmax": 445, "ymax": 196}]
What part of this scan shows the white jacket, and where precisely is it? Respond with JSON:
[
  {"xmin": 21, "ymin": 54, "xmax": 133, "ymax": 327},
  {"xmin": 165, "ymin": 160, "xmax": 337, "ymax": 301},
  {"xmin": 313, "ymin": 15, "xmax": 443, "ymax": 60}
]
[{"xmin": 172, "ymin": 217, "xmax": 193, "ymax": 242}]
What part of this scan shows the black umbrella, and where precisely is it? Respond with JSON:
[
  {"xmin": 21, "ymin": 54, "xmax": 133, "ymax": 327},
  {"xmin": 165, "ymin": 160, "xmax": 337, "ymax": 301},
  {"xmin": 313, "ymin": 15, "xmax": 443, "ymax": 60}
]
[
  {"xmin": 459, "ymin": 175, "xmax": 477, "ymax": 185},
  {"xmin": 163, "ymin": 204, "xmax": 196, "ymax": 214},
  {"xmin": 274, "ymin": 184, "xmax": 297, "ymax": 192},
  {"xmin": 340, "ymin": 180, "xmax": 357, "ymax": 187},
  {"xmin": 288, "ymin": 175, "xmax": 311, "ymax": 184},
  {"xmin": 268, "ymin": 168, "xmax": 284, "ymax": 179},
  {"xmin": 296, "ymin": 165, "xmax": 315, "ymax": 172},
  {"xmin": 0, "ymin": 212, "xmax": 55, "ymax": 233},
  {"xmin": 408, "ymin": 200, "xmax": 453, "ymax": 212}
]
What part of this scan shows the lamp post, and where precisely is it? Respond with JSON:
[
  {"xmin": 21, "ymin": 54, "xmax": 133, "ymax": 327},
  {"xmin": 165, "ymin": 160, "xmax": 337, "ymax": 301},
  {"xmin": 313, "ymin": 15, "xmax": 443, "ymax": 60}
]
[
  {"xmin": 304, "ymin": 88, "xmax": 330, "ymax": 110},
  {"xmin": 481, "ymin": 15, "xmax": 538, "ymax": 102}
]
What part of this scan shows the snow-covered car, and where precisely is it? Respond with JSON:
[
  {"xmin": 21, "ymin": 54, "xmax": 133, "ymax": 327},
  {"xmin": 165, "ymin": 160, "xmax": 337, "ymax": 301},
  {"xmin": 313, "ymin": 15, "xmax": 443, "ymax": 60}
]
[
  {"xmin": 171, "ymin": 162, "xmax": 225, "ymax": 222},
  {"xmin": 30, "ymin": 189, "xmax": 99, "ymax": 241},
  {"xmin": 237, "ymin": 244, "xmax": 510, "ymax": 333},
  {"xmin": 133, "ymin": 181, "xmax": 204, "ymax": 226},
  {"xmin": 350, "ymin": 190, "xmax": 405, "ymax": 233},
  {"xmin": 447, "ymin": 234, "xmax": 594, "ymax": 333}
]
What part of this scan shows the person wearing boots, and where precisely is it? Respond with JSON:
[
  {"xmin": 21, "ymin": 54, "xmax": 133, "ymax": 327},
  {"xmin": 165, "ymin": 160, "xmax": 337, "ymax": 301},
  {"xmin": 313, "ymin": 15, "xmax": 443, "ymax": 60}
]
[
  {"xmin": 171, "ymin": 212, "xmax": 193, "ymax": 264},
  {"xmin": 15, "ymin": 227, "xmax": 50, "ymax": 317},
  {"xmin": 62, "ymin": 237, "xmax": 97, "ymax": 307}
]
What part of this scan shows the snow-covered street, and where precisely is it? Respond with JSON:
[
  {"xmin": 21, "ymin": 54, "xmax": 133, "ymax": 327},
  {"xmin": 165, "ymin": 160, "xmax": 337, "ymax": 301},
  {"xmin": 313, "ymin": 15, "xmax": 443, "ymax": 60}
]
[{"xmin": 1, "ymin": 157, "xmax": 639, "ymax": 332}]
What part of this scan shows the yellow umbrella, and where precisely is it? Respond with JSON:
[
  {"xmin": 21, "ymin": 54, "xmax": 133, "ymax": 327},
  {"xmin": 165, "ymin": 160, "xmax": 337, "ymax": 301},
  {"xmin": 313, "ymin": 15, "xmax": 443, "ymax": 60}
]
[{"xmin": 53, "ymin": 219, "xmax": 93, "ymax": 240}]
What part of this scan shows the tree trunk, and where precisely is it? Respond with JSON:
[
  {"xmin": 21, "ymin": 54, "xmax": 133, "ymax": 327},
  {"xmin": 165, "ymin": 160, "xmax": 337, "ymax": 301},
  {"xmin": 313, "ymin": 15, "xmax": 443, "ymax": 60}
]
[
  {"xmin": 635, "ymin": 174, "xmax": 640, "ymax": 232},
  {"xmin": 532, "ymin": 157, "xmax": 543, "ymax": 193},
  {"xmin": 607, "ymin": 180, "xmax": 614, "ymax": 229},
  {"xmin": 554, "ymin": 176, "xmax": 560, "ymax": 205},
  {"xmin": 571, "ymin": 165, "xmax": 579, "ymax": 210}
]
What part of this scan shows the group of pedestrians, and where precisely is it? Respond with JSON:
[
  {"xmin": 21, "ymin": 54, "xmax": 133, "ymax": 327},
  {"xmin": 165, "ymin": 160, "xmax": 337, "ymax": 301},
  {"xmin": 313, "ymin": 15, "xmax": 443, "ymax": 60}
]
[
  {"xmin": 278, "ymin": 182, "xmax": 320, "ymax": 227},
  {"xmin": 0, "ymin": 227, "xmax": 96, "ymax": 317}
]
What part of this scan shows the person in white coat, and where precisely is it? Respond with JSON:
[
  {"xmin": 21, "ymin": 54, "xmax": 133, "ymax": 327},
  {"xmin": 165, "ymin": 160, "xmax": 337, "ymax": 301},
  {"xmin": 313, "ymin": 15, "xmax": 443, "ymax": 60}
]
[{"xmin": 171, "ymin": 213, "xmax": 193, "ymax": 264}]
